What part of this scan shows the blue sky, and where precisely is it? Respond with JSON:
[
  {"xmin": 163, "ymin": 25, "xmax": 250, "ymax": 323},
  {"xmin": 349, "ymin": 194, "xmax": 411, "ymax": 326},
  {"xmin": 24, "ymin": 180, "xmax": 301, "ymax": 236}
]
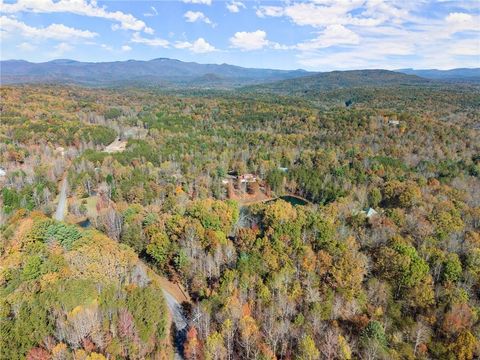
[{"xmin": 1, "ymin": 0, "xmax": 479, "ymax": 70}]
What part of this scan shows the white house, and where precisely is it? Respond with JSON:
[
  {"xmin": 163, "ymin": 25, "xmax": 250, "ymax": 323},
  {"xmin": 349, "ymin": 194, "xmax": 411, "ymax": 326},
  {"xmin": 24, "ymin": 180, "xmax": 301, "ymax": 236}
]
[{"xmin": 366, "ymin": 208, "xmax": 379, "ymax": 218}]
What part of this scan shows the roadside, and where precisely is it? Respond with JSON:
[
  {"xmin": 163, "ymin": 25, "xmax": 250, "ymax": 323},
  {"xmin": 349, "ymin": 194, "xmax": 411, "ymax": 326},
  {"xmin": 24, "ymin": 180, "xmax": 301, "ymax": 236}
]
[
  {"xmin": 54, "ymin": 176, "xmax": 68, "ymax": 221},
  {"xmin": 157, "ymin": 275, "xmax": 190, "ymax": 360}
]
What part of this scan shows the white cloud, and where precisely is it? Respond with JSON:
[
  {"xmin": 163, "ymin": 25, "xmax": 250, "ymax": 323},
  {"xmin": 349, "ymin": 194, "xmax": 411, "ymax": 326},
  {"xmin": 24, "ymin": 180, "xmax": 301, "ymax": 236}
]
[
  {"xmin": 131, "ymin": 32, "xmax": 169, "ymax": 47},
  {"xmin": 144, "ymin": 6, "xmax": 158, "ymax": 17},
  {"xmin": 175, "ymin": 38, "xmax": 216, "ymax": 53},
  {"xmin": 255, "ymin": 6, "xmax": 283, "ymax": 18},
  {"xmin": 254, "ymin": 1, "xmax": 480, "ymax": 70},
  {"xmin": 446, "ymin": 12, "xmax": 473, "ymax": 24},
  {"xmin": 226, "ymin": 1, "xmax": 245, "ymax": 13},
  {"xmin": 230, "ymin": 30, "xmax": 270, "ymax": 51},
  {"xmin": 182, "ymin": 0, "xmax": 211, "ymax": 5},
  {"xmin": 448, "ymin": 38, "xmax": 480, "ymax": 56},
  {"xmin": 229, "ymin": 30, "xmax": 292, "ymax": 51},
  {"xmin": 271, "ymin": 43, "xmax": 293, "ymax": 50},
  {"xmin": 0, "ymin": 0, "xmax": 153, "ymax": 33},
  {"xmin": 121, "ymin": 45, "xmax": 132, "ymax": 52},
  {"xmin": 294, "ymin": 23, "xmax": 477, "ymax": 71},
  {"xmin": 256, "ymin": 1, "xmax": 406, "ymax": 28},
  {"xmin": 52, "ymin": 42, "xmax": 73, "ymax": 56},
  {"xmin": 184, "ymin": 11, "xmax": 213, "ymax": 25},
  {"xmin": 101, "ymin": 43, "xmax": 113, "ymax": 51},
  {"xmin": 16, "ymin": 41, "xmax": 36, "ymax": 51},
  {"xmin": 361, "ymin": 0, "xmax": 410, "ymax": 25},
  {"xmin": 444, "ymin": 12, "xmax": 479, "ymax": 34},
  {"xmin": 0, "ymin": 15, "xmax": 97, "ymax": 40},
  {"xmin": 285, "ymin": 2, "xmax": 384, "ymax": 27},
  {"xmin": 297, "ymin": 24, "xmax": 360, "ymax": 50}
]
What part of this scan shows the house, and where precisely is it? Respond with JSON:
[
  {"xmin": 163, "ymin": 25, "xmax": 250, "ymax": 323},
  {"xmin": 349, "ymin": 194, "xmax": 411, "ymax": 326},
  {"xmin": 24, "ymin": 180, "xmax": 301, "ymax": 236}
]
[
  {"xmin": 238, "ymin": 174, "xmax": 257, "ymax": 183},
  {"xmin": 0, "ymin": 167, "xmax": 6, "ymax": 177},
  {"xmin": 278, "ymin": 167, "xmax": 288, "ymax": 172},
  {"xmin": 388, "ymin": 120, "xmax": 400, "ymax": 126},
  {"xmin": 366, "ymin": 208, "xmax": 379, "ymax": 218}
]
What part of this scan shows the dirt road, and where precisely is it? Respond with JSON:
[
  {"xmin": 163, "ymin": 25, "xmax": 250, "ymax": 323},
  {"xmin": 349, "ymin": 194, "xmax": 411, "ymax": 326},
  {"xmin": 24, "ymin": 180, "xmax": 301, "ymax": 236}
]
[{"xmin": 54, "ymin": 177, "xmax": 68, "ymax": 221}]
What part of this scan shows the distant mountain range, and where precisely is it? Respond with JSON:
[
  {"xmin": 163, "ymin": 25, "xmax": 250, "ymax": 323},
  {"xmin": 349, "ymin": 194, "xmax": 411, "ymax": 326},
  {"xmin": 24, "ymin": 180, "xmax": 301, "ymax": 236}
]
[
  {"xmin": 0, "ymin": 58, "xmax": 309, "ymax": 87},
  {"xmin": 396, "ymin": 68, "xmax": 480, "ymax": 82},
  {"xmin": 0, "ymin": 58, "xmax": 478, "ymax": 88}
]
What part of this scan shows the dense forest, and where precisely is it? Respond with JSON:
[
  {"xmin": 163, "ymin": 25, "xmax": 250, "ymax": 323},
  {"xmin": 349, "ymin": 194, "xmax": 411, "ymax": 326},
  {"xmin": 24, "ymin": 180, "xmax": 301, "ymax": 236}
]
[{"xmin": 0, "ymin": 82, "xmax": 479, "ymax": 359}]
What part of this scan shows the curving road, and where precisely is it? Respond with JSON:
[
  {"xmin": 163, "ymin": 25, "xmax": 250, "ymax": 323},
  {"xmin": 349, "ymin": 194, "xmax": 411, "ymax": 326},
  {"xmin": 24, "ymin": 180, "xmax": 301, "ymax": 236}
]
[
  {"xmin": 163, "ymin": 289, "xmax": 188, "ymax": 330},
  {"xmin": 162, "ymin": 289, "xmax": 188, "ymax": 360},
  {"xmin": 54, "ymin": 177, "xmax": 68, "ymax": 221}
]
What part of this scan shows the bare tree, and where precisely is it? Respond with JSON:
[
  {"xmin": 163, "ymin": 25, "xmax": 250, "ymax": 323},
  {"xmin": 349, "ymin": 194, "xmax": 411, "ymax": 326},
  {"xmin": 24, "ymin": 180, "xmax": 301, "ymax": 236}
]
[
  {"xmin": 411, "ymin": 321, "xmax": 430, "ymax": 356},
  {"xmin": 320, "ymin": 328, "xmax": 338, "ymax": 360},
  {"xmin": 99, "ymin": 207, "xmax": 122, "ymax": 241}
]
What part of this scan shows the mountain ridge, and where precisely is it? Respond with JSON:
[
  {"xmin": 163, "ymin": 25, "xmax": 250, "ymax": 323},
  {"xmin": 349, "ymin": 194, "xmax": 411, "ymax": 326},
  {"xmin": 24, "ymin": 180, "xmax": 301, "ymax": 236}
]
[
  {"xmin": 1, "ymin": 58, "xmax": 478, "ymax": 88},
  {"xmin": 396, "ymin": 67, "xmax": 480, "ymax": 80},
  {"xmin": 241, "ymin": 69, "xmax": 436, "ymax": 97},
  {"xmin": 0, "ymin": 58, "xmax": 311, "ymax": 88}
]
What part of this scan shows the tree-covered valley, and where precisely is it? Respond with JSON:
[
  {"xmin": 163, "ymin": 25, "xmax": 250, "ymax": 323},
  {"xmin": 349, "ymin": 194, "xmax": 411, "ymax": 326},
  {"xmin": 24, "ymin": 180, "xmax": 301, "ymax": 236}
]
[{"xmin": 0, "ymin": 78, "xmax": 479, "ymax": 360}]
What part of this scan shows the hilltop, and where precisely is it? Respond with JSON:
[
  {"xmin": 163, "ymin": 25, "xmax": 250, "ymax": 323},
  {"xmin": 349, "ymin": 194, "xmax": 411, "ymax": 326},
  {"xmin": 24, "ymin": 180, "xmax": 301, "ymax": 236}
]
[{"xmin": 242, "ymin": 69, "xmax": 433, "ymax": 96}]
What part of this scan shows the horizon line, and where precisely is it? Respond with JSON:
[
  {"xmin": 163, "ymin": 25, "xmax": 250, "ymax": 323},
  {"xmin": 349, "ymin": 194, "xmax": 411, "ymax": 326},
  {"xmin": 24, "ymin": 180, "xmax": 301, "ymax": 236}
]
[{"xmin": 1, "ymin": 58, "xmax": 479, "ymax": 73}]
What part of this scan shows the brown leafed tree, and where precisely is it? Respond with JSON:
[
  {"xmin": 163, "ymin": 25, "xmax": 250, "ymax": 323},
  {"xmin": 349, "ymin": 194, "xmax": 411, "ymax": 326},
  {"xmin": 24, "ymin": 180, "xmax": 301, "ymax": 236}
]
[
  {"xmin": 184, "ymin": 326, "xmax": 204, "ymax": 360},
  {"xmin": 26, "ymin": 347, "xmax": 50, "ymax": 360}
]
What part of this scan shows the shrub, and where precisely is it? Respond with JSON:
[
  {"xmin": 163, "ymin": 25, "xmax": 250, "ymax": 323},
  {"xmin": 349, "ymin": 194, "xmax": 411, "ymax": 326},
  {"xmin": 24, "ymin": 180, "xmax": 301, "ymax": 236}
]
[
  {"xmin": 44, "ymin": 223, "xmax": 82, "ymax": 250},
  {"xmin": 22, "ymin": 256, "xmax": 43, "ymax": 281},
  {"xmin": 442, "ymin": 253, "xmax": 462, "ymax": 283},
  {"xmin": 361, "ymin": 320, "xmax": 387, "ymax": 347}
]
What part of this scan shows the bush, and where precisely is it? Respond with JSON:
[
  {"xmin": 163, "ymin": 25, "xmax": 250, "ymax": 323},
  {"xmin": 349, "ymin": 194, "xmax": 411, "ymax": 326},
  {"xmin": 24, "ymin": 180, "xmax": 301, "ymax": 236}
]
[
  {"xmin": 21, "ymin": 256, "xmax": 43, "ymax": 281},
  {"xmin": 44, "ymin": 222, "xmax": 82, "ymax": 250},
  {"xmin": 104, "ymin": 108, "xmax": 122, "ymax": 120},
  {"xmin": 442, "ymin": 253, "xmax": 462, "ymax": 283},
  {"xmin": 362, "ymin": 320, "xmax": 387, "ymax": 347}
]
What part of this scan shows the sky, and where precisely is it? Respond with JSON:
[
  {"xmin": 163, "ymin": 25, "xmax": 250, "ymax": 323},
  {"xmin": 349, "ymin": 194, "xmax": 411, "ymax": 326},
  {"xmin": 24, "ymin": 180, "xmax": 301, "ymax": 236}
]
[{"xmin": 0, "ymin": 0, "xmax": 479, "ymax": 71}]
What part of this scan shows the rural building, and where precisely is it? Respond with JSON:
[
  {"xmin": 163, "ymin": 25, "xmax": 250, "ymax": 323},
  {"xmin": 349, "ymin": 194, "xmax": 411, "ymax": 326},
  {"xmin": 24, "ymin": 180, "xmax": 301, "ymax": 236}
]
[
  {"xmin": 366, "ymin": 208, "xmax": 379, "ymax": 218},
  {"xmin": 238, "ymin": 174, "xmax": 257, "ymax": 183}
]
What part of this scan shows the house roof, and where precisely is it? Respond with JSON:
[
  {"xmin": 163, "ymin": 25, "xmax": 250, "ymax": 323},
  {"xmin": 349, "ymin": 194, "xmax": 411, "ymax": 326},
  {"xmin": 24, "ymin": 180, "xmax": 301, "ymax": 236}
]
[{"xmin": 366, "ymin": 208, "xmax": 378, "ymax": 218}]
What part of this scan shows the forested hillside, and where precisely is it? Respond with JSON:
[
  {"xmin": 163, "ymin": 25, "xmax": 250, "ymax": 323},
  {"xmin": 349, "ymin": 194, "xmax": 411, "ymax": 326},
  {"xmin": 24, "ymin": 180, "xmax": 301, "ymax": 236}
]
[
  {"xmin": 0, "ymin": 212, "xmax": 172, "ymax": 359},
  {"xmin": 243, "ymin": 70, "xmax": 432, "ymax": 94},
  {"xmin": 397, "ymin": 69, "xmax": 480, "ymax": 82},
  {"xmin": 1, "ymin": 83, "xmax": 479, "ymax": 359}
]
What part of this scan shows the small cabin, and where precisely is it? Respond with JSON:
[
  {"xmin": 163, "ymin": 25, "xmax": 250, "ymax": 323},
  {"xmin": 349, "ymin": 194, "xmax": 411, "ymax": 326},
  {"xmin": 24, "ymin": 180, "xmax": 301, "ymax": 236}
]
[
  {"xmin": 238, "ymin": 174, "xmax": 257, "ymax": 183},
  {"xmin": 388, "ymin": 120, "xmax": 400, "ymax": 126},
  {"xmin": 366, "ymin": 208, "xmax": 379, "ymax": 218},
  {"xmin": 0, "ymin": 167, "xmax": 6, "ymax": 177}
]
